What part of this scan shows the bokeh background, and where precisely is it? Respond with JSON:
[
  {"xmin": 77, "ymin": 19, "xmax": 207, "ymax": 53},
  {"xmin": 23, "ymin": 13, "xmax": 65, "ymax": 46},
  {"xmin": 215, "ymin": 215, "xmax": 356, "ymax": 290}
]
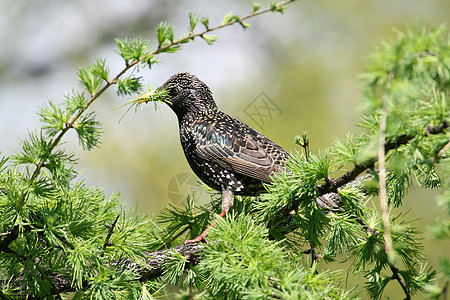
[{"xmin": 1, "ymin": 0, "xmax": 449, "ymax": 298}]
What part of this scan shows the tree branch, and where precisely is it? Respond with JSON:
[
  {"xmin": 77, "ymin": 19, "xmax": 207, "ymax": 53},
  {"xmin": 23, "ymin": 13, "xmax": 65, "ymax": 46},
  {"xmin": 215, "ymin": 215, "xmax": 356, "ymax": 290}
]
[
  {"xmin": 319, "ymin": 121, "xmax": 449, "ymax": 195},
  {"xmin": 378, "ymin": 101, "xmax": 394, "ymax": 256},
  {"xmin": 0, "ymin": 225, "xmax": 31, "ymax": 253},
  {"xmin": 103, "ymin": 214, "xmax": 120, "ymax": 251},
  {"xmin": 18, "ymin": 243, "xmax": 204, "ymax": 299},
  {"xmin": 390, "ymin": 265, "xmax": 411, "ymax": 300},
  {"xmin": 268, "ymin": 122, "xmax": 448, "ymax": 241}
]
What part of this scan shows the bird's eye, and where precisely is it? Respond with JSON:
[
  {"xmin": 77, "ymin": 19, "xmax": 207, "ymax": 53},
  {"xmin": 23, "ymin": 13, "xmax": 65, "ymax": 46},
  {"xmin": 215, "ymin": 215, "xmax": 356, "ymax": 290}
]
[{"xmin": 167, "ymin": 86, "xmax": 180, "ymax": 97}]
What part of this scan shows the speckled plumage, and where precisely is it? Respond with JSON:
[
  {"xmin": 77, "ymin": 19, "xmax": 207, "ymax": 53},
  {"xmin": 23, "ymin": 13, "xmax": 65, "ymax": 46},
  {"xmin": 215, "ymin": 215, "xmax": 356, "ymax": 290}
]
[
  {"xmin": 183, "ymin": 110, "xmax": 288, "ymax": 195},
  {"xmin": 157, "ymin": 72, "xmax": 290, "ymax": 242}
]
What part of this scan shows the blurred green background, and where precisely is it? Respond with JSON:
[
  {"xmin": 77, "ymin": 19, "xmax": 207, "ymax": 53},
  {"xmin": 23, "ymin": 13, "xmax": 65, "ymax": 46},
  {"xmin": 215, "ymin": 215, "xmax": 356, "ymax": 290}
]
[{"xmin": 1, "ymin": 0, "xmax": 449, "ymax": 298}]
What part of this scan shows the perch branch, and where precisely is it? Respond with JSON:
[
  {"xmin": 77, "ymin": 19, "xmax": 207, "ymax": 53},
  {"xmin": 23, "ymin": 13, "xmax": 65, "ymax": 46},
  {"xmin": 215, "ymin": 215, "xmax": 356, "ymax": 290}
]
[
  {"xmin": 17, "ymin": 243, "xmax": 204, "ymax": 299},
  {"xmin": 318, "ymin": 121, "xmax": 448, "ymax": 195}
]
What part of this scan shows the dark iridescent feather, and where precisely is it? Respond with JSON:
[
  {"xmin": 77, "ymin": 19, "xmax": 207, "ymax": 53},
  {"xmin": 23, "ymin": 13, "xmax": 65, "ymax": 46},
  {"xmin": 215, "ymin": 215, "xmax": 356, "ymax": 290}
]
[{"xmin": 191, "ymin": 111, "xmax": 288, "ymax": 186}]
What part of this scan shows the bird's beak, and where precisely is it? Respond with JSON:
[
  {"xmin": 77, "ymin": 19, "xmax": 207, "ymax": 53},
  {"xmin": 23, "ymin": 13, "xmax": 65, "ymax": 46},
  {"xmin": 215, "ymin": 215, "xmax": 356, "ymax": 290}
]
[
  {"xmin": 133, "ymin": 89, "xmax": 157, "ymax": 104},
  {"xmin": 132, "ymin": 87, "xmax": 172, "ymax": 106}
]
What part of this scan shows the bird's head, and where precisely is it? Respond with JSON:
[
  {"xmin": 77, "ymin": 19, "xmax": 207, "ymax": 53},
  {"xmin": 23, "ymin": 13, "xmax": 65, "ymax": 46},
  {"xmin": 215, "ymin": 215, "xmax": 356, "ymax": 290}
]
[{"xmin": 157, "ymin": 72, "xmax": 218, "ymax": 117}]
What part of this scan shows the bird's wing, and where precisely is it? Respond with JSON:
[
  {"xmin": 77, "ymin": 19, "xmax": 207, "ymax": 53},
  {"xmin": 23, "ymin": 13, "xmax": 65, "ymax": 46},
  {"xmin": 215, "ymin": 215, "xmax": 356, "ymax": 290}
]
[{"xmin": 191, "ymin": 114, "xmax": 288, "ymax": 183}]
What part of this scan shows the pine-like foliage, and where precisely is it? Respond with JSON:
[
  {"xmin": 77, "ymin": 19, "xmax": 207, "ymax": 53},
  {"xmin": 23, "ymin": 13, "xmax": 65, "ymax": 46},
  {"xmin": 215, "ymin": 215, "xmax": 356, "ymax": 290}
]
[{"xmin": 0, "ymin": 2, "xmax": 448, "ymax": 299}]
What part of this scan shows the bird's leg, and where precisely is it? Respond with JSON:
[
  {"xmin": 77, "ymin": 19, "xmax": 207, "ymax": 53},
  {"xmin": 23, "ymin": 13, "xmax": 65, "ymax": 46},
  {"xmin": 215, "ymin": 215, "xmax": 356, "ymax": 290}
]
[
  {"xmin": 184, "ymin": 189, "xmax": 234, "ymax": 244},
  {"xmin": 221, "ymin": 189, "xmax": 234, "ymax": 212}
]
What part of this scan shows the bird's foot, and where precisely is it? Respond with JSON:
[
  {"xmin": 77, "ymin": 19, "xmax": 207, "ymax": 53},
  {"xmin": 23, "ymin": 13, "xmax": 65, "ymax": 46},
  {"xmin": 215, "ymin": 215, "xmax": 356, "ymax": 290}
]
[
  {"xmin": 184, "ymin": 232, "xmax": 208, "ymax": 244},
  {"xmin": 184, "ymin": 208, "xmax": 230, "ymax": 244}
]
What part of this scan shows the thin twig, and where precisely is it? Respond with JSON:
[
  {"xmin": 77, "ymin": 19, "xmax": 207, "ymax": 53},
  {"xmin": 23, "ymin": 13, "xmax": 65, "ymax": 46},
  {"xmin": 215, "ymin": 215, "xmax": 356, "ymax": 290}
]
[
  {"xmin": 390, "ymin": 265, "xmax": 411, "ymax": 300},
  {"xmin": 303, "ymin": 243, "xmax": 322, "ymax": 269},
  {"xmin": 355, "ymin": 217, "xmax": 378, "ymax": 236},
  {"xmin": 296, "ymin": 132, "xmax": 310, "ymax": 161},
  {"xmin": 103, "ymin": 214, "xmax": 120, "ymax": 251},
  {"xmin": 0, "ymin": 225, "xmax": 31, "ymax": 252},
  {"xmin": 378, "ymin": 98, "xmax": 410, "ymax": 300},
  {"xmin": 378, "ymin": 101, "xmax": 393, "ymax": 256}
]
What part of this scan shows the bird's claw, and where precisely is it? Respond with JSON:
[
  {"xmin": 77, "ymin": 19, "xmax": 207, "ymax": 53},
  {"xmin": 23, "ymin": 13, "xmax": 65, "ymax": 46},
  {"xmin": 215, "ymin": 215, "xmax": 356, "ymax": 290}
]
[{"xmin": 184, "ymin": 233, "xmax": 209, "ymax": 244}]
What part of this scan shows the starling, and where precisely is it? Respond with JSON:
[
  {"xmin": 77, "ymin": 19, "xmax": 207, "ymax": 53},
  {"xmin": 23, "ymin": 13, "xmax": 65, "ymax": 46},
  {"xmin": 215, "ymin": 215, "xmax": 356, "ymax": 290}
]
[{"xmin": 149, "ymin": 72, "xmax": 290, "ymax": 243}]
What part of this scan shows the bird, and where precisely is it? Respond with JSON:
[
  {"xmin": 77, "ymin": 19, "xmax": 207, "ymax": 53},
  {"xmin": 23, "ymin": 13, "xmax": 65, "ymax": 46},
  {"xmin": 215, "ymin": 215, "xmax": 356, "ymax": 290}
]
[{"xmin": 140, "ymin": 72, "xmax": 290, "ymax": 243}]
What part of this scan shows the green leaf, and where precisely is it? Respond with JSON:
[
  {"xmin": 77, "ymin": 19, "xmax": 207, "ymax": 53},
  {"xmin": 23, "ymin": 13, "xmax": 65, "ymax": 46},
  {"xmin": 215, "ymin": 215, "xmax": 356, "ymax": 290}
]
[
  {"xmin": 38, "ymin": 101, "xmax": 69, "ymax": 138},
  {"xmin": 201, "ymin": 17, "xmax": 210, "ymax": 29},
  {"xmin": 116, "ymin": 77, "xmax": 143, "ymax": 96},
  {"xmin": 202, "ymin": 35, "xmax": 218, "ymax": 45},
  {"xmin": 78, "ymin": 64, "xmax": 103, "ymax": 95},
  {"xmin": 63, "ymin": 91, "xmax": 87, "ymax": 113},
  {"xmin": 326, "ymin": 212, "xmax": 361, "ymax": 254},
  {"xmin": 188, "ymin": 12, "xmax": 200, "ymax": 33},
  {"xmin": 240, "ymin": 21, "xmax": 251, "ymax": 29},
  {"xmin": 222, "ymin": 12, "xmax": 234, "ymax": 24},
  {"xmin": 73, "ymin": 112, "xmax": 102, "ymax": 150},
  {"xmin": 13, "ymin": 131, "xmax": 52, "ymax": 166},
  {"xmin": 366, "ymin": 270, "xmax": 391, "ymax": 300},
  {"xmin": 91, "ymin": 57, "xmax": 109, "ymax": 82},
  {"xmin": 115, "ymin": 37, "xmax": 150, "ymax": 64},
  {"xmin": 141, "ymin": 54, "xmax": 160, "ymax": 69},
  {"xmin": 160, "ymin": 44, "xmax": 182, "ymax": 53},
  {"xmin": 222, "ymin": 11, "xmax": 240, "ymax": 25},
  {"xmin": 162, "ymin": 252, "xmax": 188, "ymax": 284},
  {"xmin": 155, "ymin": 22, "xmax": 175, "ymax": 47},
  {"xmin": 67, "ymin": 219, "xmax": 96, "ymax": 237},
  {"xmin": 270, "ymin": 1, "xmax": 286, "ymax": 13},
  {"xmin": 252, "ymin": 2, "xmax": 262, "ymax": 12}
]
